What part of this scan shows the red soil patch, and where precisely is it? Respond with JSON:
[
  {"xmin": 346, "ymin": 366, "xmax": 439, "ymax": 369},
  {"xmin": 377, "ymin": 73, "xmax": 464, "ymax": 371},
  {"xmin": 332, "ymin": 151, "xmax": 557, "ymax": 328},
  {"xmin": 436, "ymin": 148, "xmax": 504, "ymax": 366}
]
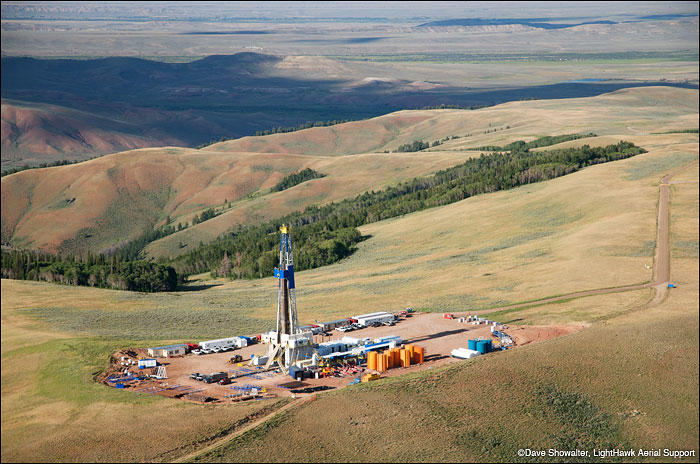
[{"xmin": 507, "ymin": 324, "xmax": 583, "ymax": 346}]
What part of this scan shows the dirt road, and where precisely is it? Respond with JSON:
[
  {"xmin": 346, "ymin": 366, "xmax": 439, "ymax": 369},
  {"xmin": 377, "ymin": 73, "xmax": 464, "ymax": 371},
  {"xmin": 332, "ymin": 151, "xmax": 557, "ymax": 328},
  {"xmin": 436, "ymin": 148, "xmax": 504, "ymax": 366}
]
[
  {"xmin": 170, "ymin": 398, "xmax": 301, "ymax": 463},
  {"xmin": 477, "ymin": 159, "xmax": 698, "ymax": 315}
]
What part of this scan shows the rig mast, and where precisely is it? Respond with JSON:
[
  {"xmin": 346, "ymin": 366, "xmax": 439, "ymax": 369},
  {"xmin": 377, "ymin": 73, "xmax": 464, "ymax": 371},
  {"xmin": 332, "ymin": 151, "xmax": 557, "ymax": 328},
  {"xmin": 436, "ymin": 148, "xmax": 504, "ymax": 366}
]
[{"xmin": 265, "ymin": 225, "xmax": 313, "ymax": 372}]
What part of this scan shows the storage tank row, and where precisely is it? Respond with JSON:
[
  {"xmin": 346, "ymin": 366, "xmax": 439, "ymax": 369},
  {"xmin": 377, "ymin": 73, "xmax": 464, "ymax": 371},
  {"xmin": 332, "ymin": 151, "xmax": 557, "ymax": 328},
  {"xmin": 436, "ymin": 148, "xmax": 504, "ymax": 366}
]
[{"xmin": 367, "ymin": 344, "xmax": 425, "ymax": 372}]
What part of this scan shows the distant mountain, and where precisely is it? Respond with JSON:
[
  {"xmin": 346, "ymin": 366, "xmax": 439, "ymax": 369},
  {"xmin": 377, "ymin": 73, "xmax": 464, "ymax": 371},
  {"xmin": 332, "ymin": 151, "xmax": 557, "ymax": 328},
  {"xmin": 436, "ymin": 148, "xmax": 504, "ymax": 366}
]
[
  {"xmin": 416, "ymin": 18, "xmax": 617, "ymax": 29},
  {"xmin": 2, "ymin": 52, "xmax": 696, "ymax": 167}
]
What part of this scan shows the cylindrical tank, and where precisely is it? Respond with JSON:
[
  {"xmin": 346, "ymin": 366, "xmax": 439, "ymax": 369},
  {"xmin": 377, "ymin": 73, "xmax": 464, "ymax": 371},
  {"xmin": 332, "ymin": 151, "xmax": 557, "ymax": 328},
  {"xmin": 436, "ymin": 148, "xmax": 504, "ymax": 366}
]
[
  {"xmin": 368, "ymin": 351, "xmax": 378, "ymax": 370},
  {"xmin": 384, "ymin": 350, "xmax": 393, "ymax": 369},
  {"xmin": 414, "ymin": 346, "xmax": 424, "ymax": 364},
  {"xmin": 401, "ymin": 349, "xmax": 411, "ymax": 367},
  {"xmin": 476, "ymin": 340, "xmax": 492, "ymax": 354},
  {"xmin": 468, "ymin": 339, "xmax": 478, "ymax": 351}
]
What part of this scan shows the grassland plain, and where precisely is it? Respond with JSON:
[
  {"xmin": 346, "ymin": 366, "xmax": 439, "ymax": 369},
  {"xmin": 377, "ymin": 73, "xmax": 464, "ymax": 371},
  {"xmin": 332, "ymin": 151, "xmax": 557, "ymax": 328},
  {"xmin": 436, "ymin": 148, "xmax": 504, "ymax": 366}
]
[
  {"xmin": 192, "ymin": 270, "xmax": 698, "ymax": 463},
  {"xmin": 0, "ymin": 280, "xmax": 292, "ymax": 462}
]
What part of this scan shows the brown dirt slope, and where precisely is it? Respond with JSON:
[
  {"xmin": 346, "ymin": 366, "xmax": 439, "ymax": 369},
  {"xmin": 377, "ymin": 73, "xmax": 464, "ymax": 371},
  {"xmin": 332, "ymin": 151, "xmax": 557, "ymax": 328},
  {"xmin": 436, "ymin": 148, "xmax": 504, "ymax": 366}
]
[
  {"xmin": 1, "ymin": 147, "xmax": 469, "ymax": 254},
  {"xmin": 1, "ymin": 99, "xmax": 168, "ymax": 164}
]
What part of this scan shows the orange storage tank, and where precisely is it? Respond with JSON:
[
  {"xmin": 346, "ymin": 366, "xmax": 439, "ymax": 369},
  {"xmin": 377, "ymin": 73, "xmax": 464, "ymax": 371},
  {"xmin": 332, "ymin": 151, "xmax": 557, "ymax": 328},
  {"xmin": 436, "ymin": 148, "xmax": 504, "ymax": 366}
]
[
  {"xmin": 400, "ymin": 349, "xmax": 411, "ymax": 367},
  {"xmin": 368, "ymin": 351, "xmax": 378, "ymax": 370},
  {"xmin": 378, "ymin": 354, "xmax": 387, "ymax": 372},
  {"xmin": 383, "ymin": 353, "xmax": 391, "ymax": 370},
  {"xmin": 414, "ymin": 346, "xmax": 425, "ymax": 364},
  {"xmin": 393, "ymin": 348, "xmax": 400, "ymax": 366},
  {"xmin": 384, "ymin": 350, "xmax": 393, "ymax": 369}
]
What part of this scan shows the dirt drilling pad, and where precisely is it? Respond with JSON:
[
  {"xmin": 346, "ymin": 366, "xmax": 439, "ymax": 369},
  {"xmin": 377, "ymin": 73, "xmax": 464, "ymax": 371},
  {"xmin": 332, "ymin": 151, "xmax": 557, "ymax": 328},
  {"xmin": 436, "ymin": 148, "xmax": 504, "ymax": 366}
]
[{"xmin": 100, "ymin": 313, "xmax": 580, "ymax": 402}]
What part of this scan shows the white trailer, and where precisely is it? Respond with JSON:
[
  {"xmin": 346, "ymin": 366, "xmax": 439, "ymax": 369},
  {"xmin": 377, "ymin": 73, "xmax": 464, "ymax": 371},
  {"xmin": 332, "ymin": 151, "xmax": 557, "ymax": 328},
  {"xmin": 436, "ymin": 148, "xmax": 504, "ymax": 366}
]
[
  {"xmin": 199, "ymin": 337, "xmax": 239, "ymax": 351},
  {"xmin": 373, "ymin": 335, "xmax": 402, "ymax": 345},
  {"xmin": 355, "ymin": 312, "xmax": 395, "ymax": 326}
]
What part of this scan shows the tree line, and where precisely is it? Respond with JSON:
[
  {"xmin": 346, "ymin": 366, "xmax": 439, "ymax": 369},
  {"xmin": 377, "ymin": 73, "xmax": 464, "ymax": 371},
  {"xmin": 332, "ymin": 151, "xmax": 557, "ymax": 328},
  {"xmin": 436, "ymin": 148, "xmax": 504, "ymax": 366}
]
[
  {"xmin": 1, "ymin": 248, "xmax": 179, "ymax": 292},
  {"xmin": 472, "ymin": 133, "xmax": 596, "ymax": 152},
  {"xmin": 2, "ymin": 158, "xmax": 96, "ymax": 177},
  {"xmin": 1, "ymin": 135, "xmax": 645, "ymax": 291}
]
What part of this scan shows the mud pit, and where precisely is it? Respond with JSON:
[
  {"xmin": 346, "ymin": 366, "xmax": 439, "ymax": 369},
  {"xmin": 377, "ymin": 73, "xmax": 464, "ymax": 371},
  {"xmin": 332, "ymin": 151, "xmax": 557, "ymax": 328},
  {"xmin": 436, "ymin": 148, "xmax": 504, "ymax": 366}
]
[{"xmin": 100, "ymin": 313, "xmax": 581, "ymax": 402}]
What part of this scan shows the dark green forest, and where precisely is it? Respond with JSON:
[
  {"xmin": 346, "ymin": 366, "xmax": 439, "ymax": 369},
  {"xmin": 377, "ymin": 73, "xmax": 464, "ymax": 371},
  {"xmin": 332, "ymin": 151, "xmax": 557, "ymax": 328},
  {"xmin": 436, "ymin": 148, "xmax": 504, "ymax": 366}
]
[
  {"xmin": 1, "ymin": 249, "xmax": 178, "ymax": 292},
  {"xmin": 271, "ymin": 168, "xmax": 326, "ymax": 192}
]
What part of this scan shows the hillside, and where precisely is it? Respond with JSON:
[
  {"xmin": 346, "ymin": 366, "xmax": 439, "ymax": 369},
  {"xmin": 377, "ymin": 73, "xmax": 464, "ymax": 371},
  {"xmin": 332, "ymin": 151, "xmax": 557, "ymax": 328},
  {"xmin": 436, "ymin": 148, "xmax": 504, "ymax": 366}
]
[
  {"xmin": 2, "ymin": 86, "xmax": 697, "ymax": 258},
  {"xmin": 1, "ymin": 99, "xmax": 172, "ymax": 166},
  {"xmin": 1, "ymin": 124, "xmax": 696, "ymax": 462},
  {"xmin": 186, "ymin": 153, "xmax": 699, "ymax": 462}
]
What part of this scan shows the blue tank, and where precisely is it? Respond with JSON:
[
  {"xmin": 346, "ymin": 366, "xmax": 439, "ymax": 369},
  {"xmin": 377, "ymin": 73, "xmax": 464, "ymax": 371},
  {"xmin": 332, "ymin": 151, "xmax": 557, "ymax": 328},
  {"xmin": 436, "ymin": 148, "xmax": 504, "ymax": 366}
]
[
  {"xmin": 476, "ymin": 340, "xmax": 492, "ymax": 354},
  {"xmin": 468, "ymin": 339, "xmax": 478, "ymax": 351}
]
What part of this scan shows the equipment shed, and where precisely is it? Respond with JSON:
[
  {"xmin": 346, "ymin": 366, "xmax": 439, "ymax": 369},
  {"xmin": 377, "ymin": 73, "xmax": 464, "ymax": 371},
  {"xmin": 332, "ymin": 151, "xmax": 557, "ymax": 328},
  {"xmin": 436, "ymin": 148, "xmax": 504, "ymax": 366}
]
[{"xmin": 147, "ymin": 344, "xmax": 187, "ymax": 358}]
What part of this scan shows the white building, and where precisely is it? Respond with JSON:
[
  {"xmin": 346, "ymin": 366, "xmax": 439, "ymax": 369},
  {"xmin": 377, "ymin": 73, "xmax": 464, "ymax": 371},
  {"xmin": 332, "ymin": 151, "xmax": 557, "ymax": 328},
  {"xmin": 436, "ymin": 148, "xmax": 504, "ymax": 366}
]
[{"xmin": 147, "ymin": 344, "xmax": 187, "ymax": 358}]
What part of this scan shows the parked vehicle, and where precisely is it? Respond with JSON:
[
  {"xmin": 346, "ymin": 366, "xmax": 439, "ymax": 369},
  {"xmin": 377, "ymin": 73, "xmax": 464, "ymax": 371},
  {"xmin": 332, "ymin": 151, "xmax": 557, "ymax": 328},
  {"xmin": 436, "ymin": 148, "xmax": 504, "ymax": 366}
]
[
  {"xmin": 228, "ymin": 355, "xmax": 243, "ymax": 364},
  {"xmin": 218, "ymin": 378, "xmax": 232, "ymax": 385},
  {"xmin": 203, "ymin": 372, "xmax": 228, "ymax": 384},
  {"xmin": 189, "ymin": 372, "xmax": 201, "ymax": 380},
  {"xmin": 370, "ymin": 322, "xmax": 383, "ymax": 328},
  {"xmin": 200, "ymin": 349, "xmax": 211, "ymax": 354},
  {"xmin": 191, "ymin": 349, "xmax": 202, "ymax": 355},
  {"xmin": 211, "ymin": 347, "xmax": 221, "ymax": 353},
  {"xmin": 382, "ymin": 321, "xmax": 395, "ymax": 326},
  {"xmin": 335, "ymin": 326, "xmax": 353, "ymax": 332}
]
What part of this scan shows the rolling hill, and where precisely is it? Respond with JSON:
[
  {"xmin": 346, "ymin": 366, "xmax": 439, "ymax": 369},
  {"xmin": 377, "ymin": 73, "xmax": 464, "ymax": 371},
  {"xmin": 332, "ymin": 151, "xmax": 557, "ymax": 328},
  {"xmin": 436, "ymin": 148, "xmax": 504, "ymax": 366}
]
[
  {"xmin": 1, "ymin": 99, "xmax": 175, "ymax": 166},
  {"xmin": 1, "ymin": 87, "xmax": 697, "ymax": 461},
  {"xmin": 2, "ymin": 86, "xmax": 697, "ymax": 259},
  {"xmin": 3, "ymin": 52, "xmax": 696, "ymax": 167}
]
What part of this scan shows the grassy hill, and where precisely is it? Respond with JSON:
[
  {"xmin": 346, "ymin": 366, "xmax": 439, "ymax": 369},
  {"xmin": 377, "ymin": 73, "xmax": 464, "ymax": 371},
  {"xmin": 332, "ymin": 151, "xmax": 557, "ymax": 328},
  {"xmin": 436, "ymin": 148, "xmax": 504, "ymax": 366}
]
[
  {"xmin": 2, "ymin": 87, "xmax": 697, "ymax": 258},
  {"xmin": 1, "ymin": 85, "xmax": 698, "ymax": 461}
]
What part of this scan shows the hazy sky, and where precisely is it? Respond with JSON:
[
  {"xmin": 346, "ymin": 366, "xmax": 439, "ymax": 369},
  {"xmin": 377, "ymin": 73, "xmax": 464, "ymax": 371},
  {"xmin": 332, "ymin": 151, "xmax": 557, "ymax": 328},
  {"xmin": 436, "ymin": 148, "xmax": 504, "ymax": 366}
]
[{"xmin": 1, "ymin": 1, "xmax": 698, "ymax": 23}]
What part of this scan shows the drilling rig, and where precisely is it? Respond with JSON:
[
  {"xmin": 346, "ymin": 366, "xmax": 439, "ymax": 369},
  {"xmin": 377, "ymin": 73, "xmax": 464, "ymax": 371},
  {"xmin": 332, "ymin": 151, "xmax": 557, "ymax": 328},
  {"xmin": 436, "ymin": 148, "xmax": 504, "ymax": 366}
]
[{"xmin": 264, "ymin": 225, "xmax": 314, "ymax": 373}]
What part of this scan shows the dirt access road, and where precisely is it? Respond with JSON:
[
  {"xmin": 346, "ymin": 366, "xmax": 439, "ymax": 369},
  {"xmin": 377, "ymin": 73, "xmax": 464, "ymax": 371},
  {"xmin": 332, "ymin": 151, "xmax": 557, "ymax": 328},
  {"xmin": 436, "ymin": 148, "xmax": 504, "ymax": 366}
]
[{"xmin": 475, "ymin": 159, "xmax": 699, "ymax": 315}]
